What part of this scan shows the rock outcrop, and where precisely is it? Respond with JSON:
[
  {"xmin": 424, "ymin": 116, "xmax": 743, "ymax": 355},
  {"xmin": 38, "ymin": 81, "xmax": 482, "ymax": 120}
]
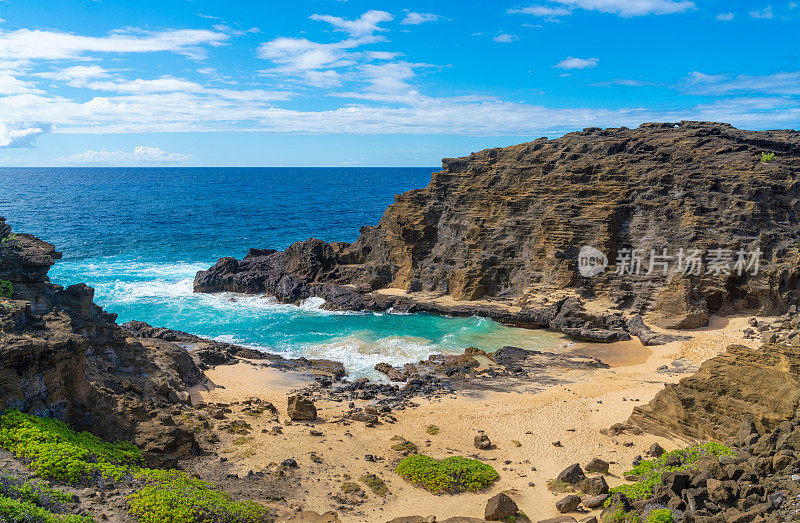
[
  {"xmin": 0, "ymin": 217, "xmax": 205, "ymax": 465},
  {"xmin": 627, "ymin": 343, "xmax": 800, "ymax": 440},
  {"xmin": 195, "ymin": 122, "xmax": 800, "ymax": 332}
]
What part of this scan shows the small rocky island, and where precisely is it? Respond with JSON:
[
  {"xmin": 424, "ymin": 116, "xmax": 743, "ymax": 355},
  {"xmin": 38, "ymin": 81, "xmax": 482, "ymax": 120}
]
[{"xmin": 2, "ymin": 122, "xmax": 800, "ymax": 522}]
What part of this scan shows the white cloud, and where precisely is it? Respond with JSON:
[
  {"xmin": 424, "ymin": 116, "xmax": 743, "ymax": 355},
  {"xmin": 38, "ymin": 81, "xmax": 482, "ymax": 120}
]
[
  {"xmin": 750, "ymin": 5, "xmax": 774, "ymax": 18},
  {"xmin": 0, "ymin": 28, "xmax": 229, "ymax": 61},
  {"xmin": 555, "ymin": 56, "xmax": 598, "ymax": 69},
  {"xmin": 0, "ymin": 121, "xmax": 49, "ymax": 148},
  {"xmin": 715, "ymin": 12, "xmax": 735, "ymax": 20},
  {"xmin": 493, "ymin": 34, "xmax": 519, "ymax": 42},
  {"xmin": 309, "ymin": 10, "xmax": 393, "ymax": 37},
  {"xmin": 508, "ymin": 5, "xmax": 573, "ymax": 16},
  {"xmin": 61, "ymin": 146, "xmax": 189, "ymax": 165},
  {"xmin": 401, "ymin": 12, "xmax": 441, "ymax": 25},
  {"xmin": 34, "ymin": 65, "xmax": 113, "ymax": 86},
  {"xmin": 549, "ymin": 0, "xmax": 694, "ymax": 17},
  {"xmin": 683, "ymin": 70, "xmax": 800, "ymax": 96}
]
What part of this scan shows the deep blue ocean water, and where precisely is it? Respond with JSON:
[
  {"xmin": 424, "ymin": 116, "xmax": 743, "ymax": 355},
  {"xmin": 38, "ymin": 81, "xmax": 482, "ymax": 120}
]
[{"xmin": 0, "ymin": 168, "xmax": 563, "ymax": 377}]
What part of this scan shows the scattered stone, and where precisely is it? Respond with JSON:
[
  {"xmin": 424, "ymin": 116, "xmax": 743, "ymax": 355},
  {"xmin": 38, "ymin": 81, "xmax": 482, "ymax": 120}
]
[
  {"xmin": 474, "ymin": 434, "xmax": 492, "ymax": 450},
  {"xmin": 484, "ymin": 492, "xmax": 518, "ymax": 521},
  {"xmin": 556, "ymin": 495, "xmax": 581, "ymax": 513},
  {"xmin": 584, "ymin": 458, "xmax": 609, "ymax": 474},
  {"xmin": 287, "ymin": 395, "xmax": 317, "ymax": 421},
  {"xmin": 557, "ymin": 464, "xmax": 586, "ymax": 484}
]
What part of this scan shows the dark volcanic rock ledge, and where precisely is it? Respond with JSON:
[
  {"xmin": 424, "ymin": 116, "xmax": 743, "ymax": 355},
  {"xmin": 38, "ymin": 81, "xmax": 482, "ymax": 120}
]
[{"xmin": 195, "ymin": 121, "xmax": 800, "ymax": 335}]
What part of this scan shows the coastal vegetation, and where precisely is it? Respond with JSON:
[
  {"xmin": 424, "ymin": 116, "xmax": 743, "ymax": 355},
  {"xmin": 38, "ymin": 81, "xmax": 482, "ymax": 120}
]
[
  {"xmin": 395, "ymin": 454, "xmax": 498, "ymax": 494},
  {"xmin": 0, "ymin": 279, "xmax": 12, "ymax": 299},
  {"xmin": 0, "ymin": 410, "xmax": 271, "ymax": 523},
  {"xmin": 606, "ymin": 441, "xmax": 734, "ymax": 503}
]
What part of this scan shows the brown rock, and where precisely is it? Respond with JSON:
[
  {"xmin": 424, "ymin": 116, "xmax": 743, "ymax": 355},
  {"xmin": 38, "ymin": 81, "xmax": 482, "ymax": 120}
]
[
  {"xmin": 485, "ymin": 492, "xmax": 518, "ymax": 520},
  {"xmin": 555, "ymin": 495, "xmax": 581, "ymax": 513},
  {"xmin": 287, "ymin": 395, "xmax": 317, "ymax": 421},
  {"xmin": 627, "ymin": 344, "xmax": 800, "ymax": 440}
]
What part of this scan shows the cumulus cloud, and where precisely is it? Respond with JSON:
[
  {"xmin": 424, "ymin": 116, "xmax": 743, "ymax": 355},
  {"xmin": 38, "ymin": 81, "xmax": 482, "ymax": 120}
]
[
  {"xmin": 0, "ymin": 121, "xmax": 50, "ymax": 148},
  {"xmin": 0, "ymin": 28, "xmax": 230, "ymax": 61},
  {"xmin": 309, "ymin": 10, "xmax": 393, "ymax": 37},
  {"xmin": 61, "ymin": 146, "xmax": 190, "ymax": 165},
  {"xmin": 493, "ymin": 34, "xmax": 519, "ymax": 42},
  {"xmin": 716, "ymin": 12, "xmax": 735, "ymax": 20},
  {"xmin": 401, "ymin": 12, "xmax": 441, "ymax": 25},
  {"xmin": 555, "ymin": 56, "xmax": 598, "ymax": 69},
  {"xmin": 750, "ymin": 5, "xmax": 774, "ymax": 18}
]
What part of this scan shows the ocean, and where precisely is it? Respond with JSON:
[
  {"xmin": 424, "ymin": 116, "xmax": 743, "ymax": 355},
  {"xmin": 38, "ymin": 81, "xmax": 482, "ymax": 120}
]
[{"xmin": 0, "ymin": 167, "xmax": 564, "ymax": 377}]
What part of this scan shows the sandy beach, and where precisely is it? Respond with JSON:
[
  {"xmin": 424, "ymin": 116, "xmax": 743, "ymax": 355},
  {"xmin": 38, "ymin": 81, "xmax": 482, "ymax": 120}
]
[{"xmin": 189, "ymin": 314, "xmax": 765, "ymax": 522}]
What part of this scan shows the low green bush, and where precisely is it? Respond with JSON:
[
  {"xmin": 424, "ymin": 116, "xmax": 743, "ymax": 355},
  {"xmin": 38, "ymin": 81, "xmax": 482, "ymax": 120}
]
[
  {"xmin": 0, "ymin": 470, "xmax": 91, "ymax": 523},
  {"xmin": 645, "ymin": 509, "xmax": 674, "ymax": 523},
  {"xmin": 128, "ymin": 470, "xmax": 270, "ymax": 523},
  {"xmin": 0, "ymin": 410, "xmax": 142, "ymax": 484},
  {"xmin": 761, "ymin": 152, "xmax": 776, "ymax": 163},
  {"xmin": 0, "ymin": 495, "xmax": 93, "ymax": 523},
  {"xmin": 395, "ymin": 454, "xmax": 498, "ymax": 494},
  {"xmin": 0, "ymin": 280, "xmax": 12, "ymax": 299}
]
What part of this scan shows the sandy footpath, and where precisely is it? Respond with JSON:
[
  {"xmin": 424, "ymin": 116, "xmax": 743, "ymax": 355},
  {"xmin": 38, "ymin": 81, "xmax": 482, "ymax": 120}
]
[{"xmin": 194, "ymin": 314, "xmax": 764, "ymax": 522}]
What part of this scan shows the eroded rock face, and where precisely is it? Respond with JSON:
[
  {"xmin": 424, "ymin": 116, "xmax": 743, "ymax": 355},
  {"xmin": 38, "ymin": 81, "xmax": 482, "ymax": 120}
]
[
  {"xmin": 195, "ymin": 122, "xmax": 800, "ymax": 328},
  {"xmin": 627, "ymin": 343, "xmax": 800, "ymax": 440},
  {"xmin": 0, "ymin": 217, "xmax": 205, "ymax": 465}
]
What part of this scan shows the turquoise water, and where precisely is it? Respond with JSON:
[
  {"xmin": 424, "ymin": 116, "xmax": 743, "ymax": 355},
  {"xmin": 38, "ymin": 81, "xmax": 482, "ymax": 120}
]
[{"xmin": 0, "ymin": 168, "xmax": 564, "ymax": 376}]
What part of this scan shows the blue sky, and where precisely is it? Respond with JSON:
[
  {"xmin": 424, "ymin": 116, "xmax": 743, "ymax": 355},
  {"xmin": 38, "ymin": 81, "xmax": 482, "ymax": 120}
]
[{"xmin": 0, "ymin": 0, "xmax": 797, "ymax": 166}]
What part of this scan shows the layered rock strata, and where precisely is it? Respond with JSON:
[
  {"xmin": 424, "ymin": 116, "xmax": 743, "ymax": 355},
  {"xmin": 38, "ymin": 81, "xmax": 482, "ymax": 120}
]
[{"xmin": 195, "ymin": 122, "xmax": 800, "ymax": 337}]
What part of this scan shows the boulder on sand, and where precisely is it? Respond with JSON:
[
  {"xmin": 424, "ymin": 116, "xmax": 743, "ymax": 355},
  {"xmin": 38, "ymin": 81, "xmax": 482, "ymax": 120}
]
[{"xmin": 287, "ymin": 395, "xmax": 317, "ymax": 420}]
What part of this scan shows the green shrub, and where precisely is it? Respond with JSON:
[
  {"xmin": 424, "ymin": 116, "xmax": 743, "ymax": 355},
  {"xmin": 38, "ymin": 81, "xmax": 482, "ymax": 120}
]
[
  {"xmin": 607, "ymin": 442, "xmax": 734, "ymax": 503},
  {"xmin": 395, "ymin": 454, "xmax": 498, "ymax": 494},
  {"xmin": 0, "ymin": 280, "xmax": 12, "ymax": 299},
  {"xmin": 425, "ymin": 425, "xmax": 439, "ymax": 435},
  {"xmin": 0, "ymin": 495, "xmax": 93, "ymax": 523},
  {"xmin": 604, "ymin": 509, "xmax": 641, "ymax": 523},
  {"xmin": 761, "ymin": 152, "xmax": 776, "ymax": 163},
  {"xmin": 645, "ymin": 509, "xmax": 674, "ymax": 523},
  {"xmin": 0, "ymin": 470, "xmax": 90, "ymax": 523},
  {"xmin": 128, "ymin": 470, "xmax": 271, "ymax": 523},
  {"xmin": 0, "ymin": 410, "xmax": 142, "ymax": 484}
]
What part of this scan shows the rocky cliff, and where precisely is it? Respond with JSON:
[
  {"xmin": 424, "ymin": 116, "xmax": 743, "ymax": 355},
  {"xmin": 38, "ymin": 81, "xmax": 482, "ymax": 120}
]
[
  {"xmin": 0, "ymin": 217, "xmax": 205, "ymax": 465},
  {"xmin": 195, "ymin": 122, "xmax": 800, "ymax": 332}
]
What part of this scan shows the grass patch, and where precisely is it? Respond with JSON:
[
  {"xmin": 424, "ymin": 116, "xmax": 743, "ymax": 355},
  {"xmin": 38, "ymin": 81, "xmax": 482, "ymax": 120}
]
[
  {"xmin": 0, "ymin": 410, "xmax": 142, "ymax": 483},
  {"xmin": 359, "ymin": 474, "xmax": 388, "ymax": 497},
  {"xmin": 606, "ymin": 442, "xmax": 734, "ymax": 503},
  {"xmin": 0, "ymin": 280, "xmax": 13, "ymax": 299},
  {"xmin": 339, "ymin": 482, "xmax": 361, "ymax": 494},
  {"xmin": 128, "ymin": 469, "xmax": 271, "ymax": 523},
  {"xmin": 395, "ymin": 454, "xmax": 498, "ymax": 494},
  {"xmin": 546, "ymin": 478, "xmax": 574, "ymax": 493},
  {"xmin": 425, "ymin": 425, "xmax": 439, "ymax": 435},
  {"xmin": 390, "ymin": 436, "xmax": 418, "ymax": 455}
]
